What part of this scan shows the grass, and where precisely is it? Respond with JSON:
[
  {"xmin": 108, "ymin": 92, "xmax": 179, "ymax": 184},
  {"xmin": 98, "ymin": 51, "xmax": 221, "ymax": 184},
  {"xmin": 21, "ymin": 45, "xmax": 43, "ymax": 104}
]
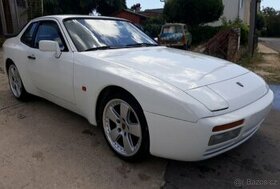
[{"xmin": 238, "ymin": 50, "xmax": 280, "ymax": 84}]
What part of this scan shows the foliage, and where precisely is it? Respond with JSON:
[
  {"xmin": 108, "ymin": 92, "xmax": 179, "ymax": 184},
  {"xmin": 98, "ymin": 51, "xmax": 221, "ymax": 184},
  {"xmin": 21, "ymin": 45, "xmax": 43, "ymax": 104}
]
[
  {"xmin": 130, "ymin": 3, "xmax": 141, "ymax": 12},
  {"xmin": 256, "ymin": 14, "xmax": 265, "ymax": 31},
  {"xmin": 262, "ymin": 7, "xmax": 279, "ymax": 17},
  {"xmin": 44, "ymin": 0, "xmax": 126, "ymax": 16},
  {"xmin": 190, "ymin": 26, "xmax": 221, "ymax": 45},
  {"xmin": 27, "ymin": 0, "xmax": 43, "ymax": 19},
  {"xmin": 221, "ymin": 18, "xmax": 249, "ymax": 45},
  {"xmin": 261, "ymin": 7, "xmax": 280, "ymax": 37},
  {"xmin": 163, "ymin": 0, "xmax": 224, "ymax": 26},
  {"xmin": 97, "ymin": 0, "xmax": 127, "ymax": 16},
  {"xmin": 143, "ymin": 16, "xmax": 165, "ymax": 38}
]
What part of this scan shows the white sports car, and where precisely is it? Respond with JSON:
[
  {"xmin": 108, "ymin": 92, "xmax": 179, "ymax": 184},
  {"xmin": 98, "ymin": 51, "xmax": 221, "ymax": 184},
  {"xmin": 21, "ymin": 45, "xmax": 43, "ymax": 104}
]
[{"xmin": 3, "ymin": 15, "xmax": 273, "ymax": 161}]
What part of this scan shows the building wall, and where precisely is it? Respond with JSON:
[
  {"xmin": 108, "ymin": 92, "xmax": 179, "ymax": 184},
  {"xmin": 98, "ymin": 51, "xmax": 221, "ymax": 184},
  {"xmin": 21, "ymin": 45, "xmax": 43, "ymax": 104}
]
[
  {"xmin": 209, "ymin": 0, "xmax": 252, "ymax": 26},
  {"xmin": 0, "ymin": 12, "xmax": 3, "ymax": 35},
  {"xmin": 0, "ymin": 0, "xmax": 28, "ymax": 36},
  {"xmin": 243, "ymin": 0, "xmax": 252, "ymax": 24}
]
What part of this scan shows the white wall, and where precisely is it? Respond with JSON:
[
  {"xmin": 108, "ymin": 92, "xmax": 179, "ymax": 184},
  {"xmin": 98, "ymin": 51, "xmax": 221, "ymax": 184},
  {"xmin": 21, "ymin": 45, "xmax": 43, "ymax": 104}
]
[{"xmin": 209, "ymin": 0, "xmax": 251, "ymax": 26}]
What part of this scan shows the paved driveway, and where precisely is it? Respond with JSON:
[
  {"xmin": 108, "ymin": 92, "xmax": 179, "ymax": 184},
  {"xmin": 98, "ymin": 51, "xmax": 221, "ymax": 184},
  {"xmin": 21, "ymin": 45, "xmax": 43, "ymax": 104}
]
[{"xmin": 259, "ymin": 38, "xmax": 280, "ymax": 52}]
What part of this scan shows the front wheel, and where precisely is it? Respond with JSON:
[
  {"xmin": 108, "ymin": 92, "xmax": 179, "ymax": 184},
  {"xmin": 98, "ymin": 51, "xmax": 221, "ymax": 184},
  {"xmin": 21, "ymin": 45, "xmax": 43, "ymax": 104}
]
[{"xmin": 99, "ymin": 92, "xmax": 150, "ymax": 161}]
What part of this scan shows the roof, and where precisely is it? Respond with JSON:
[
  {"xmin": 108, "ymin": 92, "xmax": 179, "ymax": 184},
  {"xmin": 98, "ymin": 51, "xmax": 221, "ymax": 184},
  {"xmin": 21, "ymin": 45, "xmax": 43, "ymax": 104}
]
[
  {"xmin": 142, "ymin": 8, "xmax": 164, "ymax": 14},
  {"xmin": 113, "ymin": 9, "xmax": 148, "ymax": 18}
]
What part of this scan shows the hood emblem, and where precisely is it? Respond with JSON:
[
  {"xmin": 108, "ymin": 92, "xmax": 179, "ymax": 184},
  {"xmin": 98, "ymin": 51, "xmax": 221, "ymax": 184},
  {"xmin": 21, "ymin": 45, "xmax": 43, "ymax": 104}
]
[{"xmin": 236, "ymin": 82, "xmax": 244, "ymax": 87}]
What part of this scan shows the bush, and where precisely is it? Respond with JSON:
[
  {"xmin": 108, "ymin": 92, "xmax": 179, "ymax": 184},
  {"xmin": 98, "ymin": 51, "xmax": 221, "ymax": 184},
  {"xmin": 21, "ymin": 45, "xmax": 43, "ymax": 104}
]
[
  {"xmin": 143, "ymin": 16, "xmax": 165, "ymax": 38},
  {"xmin": 221, "ymin": 18, "xmax": 249, "ymax": 45},
  {"xmin": 190, "ymin": 26, "xmax": 221, "ymax": 45},
  {"xmin": 164, "ymin": 0, "xmax": 224, "ymax": 27}
]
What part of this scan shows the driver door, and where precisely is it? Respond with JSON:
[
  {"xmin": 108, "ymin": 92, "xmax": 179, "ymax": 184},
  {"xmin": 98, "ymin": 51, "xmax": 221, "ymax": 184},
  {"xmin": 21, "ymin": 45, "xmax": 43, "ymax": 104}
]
[{"xmin": 27, "ymin": 20, "xmax": 75, "ymax": 103}]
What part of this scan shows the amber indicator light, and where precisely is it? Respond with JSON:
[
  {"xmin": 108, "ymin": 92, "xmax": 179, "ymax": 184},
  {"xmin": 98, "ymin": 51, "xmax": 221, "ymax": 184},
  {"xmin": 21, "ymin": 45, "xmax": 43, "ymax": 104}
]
[{"xmin": 212, "ymin": 119, "xmax": 245, "ymax": 132}]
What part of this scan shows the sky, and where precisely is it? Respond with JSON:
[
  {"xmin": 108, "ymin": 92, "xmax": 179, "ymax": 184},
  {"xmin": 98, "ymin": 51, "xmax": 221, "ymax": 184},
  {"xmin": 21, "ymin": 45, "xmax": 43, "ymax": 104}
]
[
  {"xmin": 126, "ymin": 0, "xmax": 280, "ymax": 11},
  {"xmin": 261, "ymin": 0, "xmax": 280, "ymax": 10},
  {"xmin": 126, "ymin": 0, "xmax": 164, "ymax": 10}
]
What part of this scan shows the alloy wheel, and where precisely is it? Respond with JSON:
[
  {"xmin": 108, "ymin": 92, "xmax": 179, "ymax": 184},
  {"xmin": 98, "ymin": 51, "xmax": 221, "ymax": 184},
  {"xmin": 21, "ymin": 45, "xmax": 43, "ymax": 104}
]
[{"xmin": 102, "ymin": 99, "xmax": 142, "ymax": 157}]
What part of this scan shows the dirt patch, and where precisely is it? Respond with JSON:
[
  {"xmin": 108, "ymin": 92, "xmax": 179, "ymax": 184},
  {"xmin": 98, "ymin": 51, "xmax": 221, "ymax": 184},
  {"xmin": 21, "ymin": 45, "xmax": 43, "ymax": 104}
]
[
  {"xmin": 247, "ymin": 53, "xmax": 280, "ymax": 84},
  {"xmin": 240, "ymin": 44, "xmax": 280, "ymax": 84}
]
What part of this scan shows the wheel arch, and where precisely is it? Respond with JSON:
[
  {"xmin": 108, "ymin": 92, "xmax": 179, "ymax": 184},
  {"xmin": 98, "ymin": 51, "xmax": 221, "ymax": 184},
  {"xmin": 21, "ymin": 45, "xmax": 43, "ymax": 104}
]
[
  {"xmin": 5, "ymin": 58, "xmax": 14, "ymax": 73},
  {"xmin": 95, "ymin": 85, "xmax": 145, "ymax": 125}
]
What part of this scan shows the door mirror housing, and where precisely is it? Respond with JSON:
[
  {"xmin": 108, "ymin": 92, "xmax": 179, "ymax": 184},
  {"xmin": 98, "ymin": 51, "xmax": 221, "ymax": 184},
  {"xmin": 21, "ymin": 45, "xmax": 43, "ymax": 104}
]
[{"xmin": 39, "ymin": 40, "xmax": 62, "ymax": 58}]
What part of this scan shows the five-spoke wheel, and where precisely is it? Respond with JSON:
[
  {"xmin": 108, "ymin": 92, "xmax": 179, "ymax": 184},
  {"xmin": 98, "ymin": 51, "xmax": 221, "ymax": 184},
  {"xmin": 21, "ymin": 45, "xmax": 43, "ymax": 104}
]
[
  {"xmin": 100, "ymin": 92, "xmax": 149, "ymax": 161},
  {"xmin": 7, "ymin": 63, "xmax": 29, "ymax": 100}
]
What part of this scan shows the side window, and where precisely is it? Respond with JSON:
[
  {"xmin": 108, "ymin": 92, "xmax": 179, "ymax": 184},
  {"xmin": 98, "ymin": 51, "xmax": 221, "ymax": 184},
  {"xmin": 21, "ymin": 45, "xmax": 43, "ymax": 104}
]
[
  {"xmin": 20, "ymin": 22, "xmax": 38, "ymax": 47},
  {"xmin": 34, "ymin": 21, "xmax": 67, "ymax": 51}
]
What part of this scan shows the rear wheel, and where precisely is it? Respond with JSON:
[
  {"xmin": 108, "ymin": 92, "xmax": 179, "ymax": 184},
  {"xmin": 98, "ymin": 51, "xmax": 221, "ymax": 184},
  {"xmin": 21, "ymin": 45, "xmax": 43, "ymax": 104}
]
[
  {"xmin": 8, "ymin": 64, "xmax": 29, "ymax": 101},
  {"xmin": 99, "ymin": 92, "xmax": 149, "ymax": 161}
]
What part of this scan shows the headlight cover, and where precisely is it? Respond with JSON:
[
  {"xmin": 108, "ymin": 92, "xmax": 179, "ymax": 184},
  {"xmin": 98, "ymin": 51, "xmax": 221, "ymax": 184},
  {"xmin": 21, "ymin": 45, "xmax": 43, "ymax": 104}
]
[{"xmin": 187, "ymin": 86, "xmax": 229, "ymax": 112}]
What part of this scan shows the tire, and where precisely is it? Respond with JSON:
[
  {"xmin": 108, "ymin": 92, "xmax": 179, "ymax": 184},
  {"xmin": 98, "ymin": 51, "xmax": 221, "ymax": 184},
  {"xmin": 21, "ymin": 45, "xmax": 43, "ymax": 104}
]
[
  {"xmin": 7, "ymin": 63, "xmax": 29, "ymax": 101},
  {"xmin": 98, "ymin": 92, "xmax": 150, "ymax": 161}
]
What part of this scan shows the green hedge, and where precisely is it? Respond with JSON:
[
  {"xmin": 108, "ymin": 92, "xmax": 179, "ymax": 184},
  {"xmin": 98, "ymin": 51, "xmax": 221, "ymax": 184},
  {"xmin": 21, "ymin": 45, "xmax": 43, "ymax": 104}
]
[
  {"xmin": 221, "ymin": 18, "xmax": 249, "ymax": 45},
  {"xmin": 143, "ymin": 17, "xmax": 165, "ymax": 38},
  {"xmin": 190, "ymin": 26, "xmax": 221, "ymax": 45}
]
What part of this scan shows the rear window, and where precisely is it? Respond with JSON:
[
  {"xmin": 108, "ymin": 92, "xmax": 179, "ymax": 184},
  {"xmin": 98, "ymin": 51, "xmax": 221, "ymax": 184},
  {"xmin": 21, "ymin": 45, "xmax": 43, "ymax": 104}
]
[{"xmin": 162, "ymin": 25, "xmax": 183, "ymax": 34}]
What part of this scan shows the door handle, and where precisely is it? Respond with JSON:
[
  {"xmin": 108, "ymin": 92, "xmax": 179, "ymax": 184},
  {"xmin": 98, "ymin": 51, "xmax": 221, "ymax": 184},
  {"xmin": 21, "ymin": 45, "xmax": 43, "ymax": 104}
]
[{"xmin": 27, "ymin": 55, "xmax": 36, "ymax": 60}]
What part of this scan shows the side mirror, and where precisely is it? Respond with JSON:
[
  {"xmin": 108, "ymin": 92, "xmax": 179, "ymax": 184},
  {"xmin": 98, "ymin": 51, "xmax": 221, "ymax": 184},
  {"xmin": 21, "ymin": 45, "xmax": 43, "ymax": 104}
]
[
  {"xmin": 154, "ymin": 37, "xmax": 158, "ymax": 42},
  {"xmin": 39, "ymin": 40, "xmax": 61, "ymax": 58}
]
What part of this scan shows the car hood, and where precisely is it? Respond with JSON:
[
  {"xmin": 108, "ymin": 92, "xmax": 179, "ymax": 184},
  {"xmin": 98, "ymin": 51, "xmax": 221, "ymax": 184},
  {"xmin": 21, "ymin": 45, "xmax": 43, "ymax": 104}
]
[{"xmin": 88, "ymin": 46, "xmax": 249, "ymax": 91}]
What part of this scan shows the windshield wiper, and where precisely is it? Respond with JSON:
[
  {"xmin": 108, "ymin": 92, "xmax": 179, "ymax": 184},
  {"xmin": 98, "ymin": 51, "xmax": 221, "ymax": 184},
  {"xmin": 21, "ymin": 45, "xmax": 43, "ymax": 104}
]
[
  {"xmin": 85, "ymin": 46, "xmax": 114, "ymax": 51},
  {"xmin": 125, "ymin": 43, "xmax": 158, "ymax": 48}
]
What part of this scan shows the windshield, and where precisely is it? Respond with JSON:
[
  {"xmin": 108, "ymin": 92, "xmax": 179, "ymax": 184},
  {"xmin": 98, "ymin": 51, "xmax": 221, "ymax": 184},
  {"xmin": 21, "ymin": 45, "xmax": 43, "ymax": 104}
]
[{"xmin": 64, "ymin": 18, "xmax": 157, "ymax": 51}]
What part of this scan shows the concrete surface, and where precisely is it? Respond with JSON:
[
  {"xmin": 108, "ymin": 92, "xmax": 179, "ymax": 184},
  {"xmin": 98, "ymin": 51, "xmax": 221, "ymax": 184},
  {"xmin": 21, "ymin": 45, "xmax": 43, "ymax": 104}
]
[
  {"xmin": 258, "ymin": 43, "xmax": 279, "ymax": 54},
  {"xmin": 0, "ymin": 51, "xmax": 166, "ymax": 189},
  {"xmin": 259, "ymin": 38, "xmax": 280, "ymax": 53}
]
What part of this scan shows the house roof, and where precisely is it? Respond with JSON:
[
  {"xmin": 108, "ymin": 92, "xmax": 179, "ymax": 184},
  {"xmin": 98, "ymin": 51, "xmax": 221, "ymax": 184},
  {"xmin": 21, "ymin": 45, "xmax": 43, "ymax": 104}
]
[
  {"xmin": 142, "ymin": 8, "xmax": 164, "ymax": 14},
  {"xmin": 113, "ymin": 9, "xmax": 148, "ymax": 18}
]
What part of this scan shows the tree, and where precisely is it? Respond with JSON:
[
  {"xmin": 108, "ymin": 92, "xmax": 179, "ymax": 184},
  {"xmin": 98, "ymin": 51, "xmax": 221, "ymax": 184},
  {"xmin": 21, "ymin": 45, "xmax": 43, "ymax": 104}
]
[
  {"xmin": 96, "ymin": 0, "xmax": 127, "ymax": 16},
  {"xmin": 131, "ymin": 3, "xmax": 141, "ymax": 12},
  {"xmin": 261, "ymin": 7, "xmax": 280, "ymax": 37},
  {"xmin": 43, "ymin": 0, "xmax": 126, "ymax": 16},
  {"xmin": 262, "ymin": 7, "xmax": 279, "ymax": 17},
  {"xmin": 163, "ymin": 0, "xmax": 224, "ymax": 26},
  {"xmin": 143, "ymin": 16, "xmax": 165, "ymax": 38}
]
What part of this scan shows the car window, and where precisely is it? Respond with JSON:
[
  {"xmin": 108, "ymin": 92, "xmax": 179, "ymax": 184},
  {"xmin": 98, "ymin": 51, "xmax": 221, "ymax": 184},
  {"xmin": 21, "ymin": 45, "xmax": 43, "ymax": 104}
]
[
  {"xmin": 162, "ymin": 26, "xmax": 183, "ymax": 34},
  {"xmin": 20, "ymin": 22, "xmax": 38, "ymax": 47},
  {"xmin": 64, "ymin": 19, "xmax": 156, "ymax": 52},
  {"xmin": 34, "ymin": 21, "xmax": 67, "ymax": 50}
]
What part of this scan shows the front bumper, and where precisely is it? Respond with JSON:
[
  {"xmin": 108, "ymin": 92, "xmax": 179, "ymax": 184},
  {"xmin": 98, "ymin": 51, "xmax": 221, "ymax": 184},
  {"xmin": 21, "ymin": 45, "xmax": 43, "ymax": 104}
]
[{"xmin": 145, "ymin": 89, "xmax": 274, "ymax": 161}]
